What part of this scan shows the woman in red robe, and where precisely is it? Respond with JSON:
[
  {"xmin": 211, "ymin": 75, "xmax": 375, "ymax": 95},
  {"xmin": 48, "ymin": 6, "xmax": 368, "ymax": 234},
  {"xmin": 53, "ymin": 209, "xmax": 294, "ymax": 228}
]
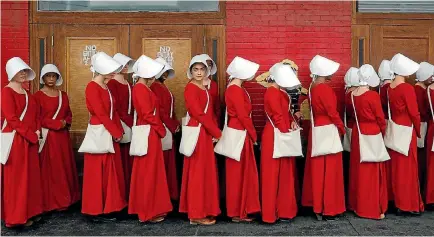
[
  {"xmin": 223, "ymin": 57, "xmax": 260, "ymax": 222},
  {"xmin": 349, "ymin": 64, "xmax": 388, "ymax": 219},
  {"xmin": 261, "ymin": 63, "xmax": 301, "ymax": 223},
  {"xmin": 1, "ymin": 57, "xmax": 43, "ymax": 227},
  {"xmin": 179, "ymin": 55, "xmax": 222, "ymax": 225},
  {"xmin": 128, "ymin": 55, "xmax": 172, "ymax": 223},
  {"xmin": 343, "ymin": 67, "xmax": 359, "ymax": 210},
  {"xmin": 378, "ymin": 60, "xmax": 394, "ymax": 203},
  {"xmin": 35, "ymin": 64, "xmax": 80, "ymax": 212},
  {"xmin": 150, "ymin": 58, "xmax": 180, "ymax": 201},
  {"xmin": 108, "ymin": 53, "xmax": 135, "ymax": 197},
  {"xmin": 387, "ymin": 53, "xmax": 424, "ymax": 215},
  {"xmin": 81, "ymin": 52, "xmax": 127, "ymax": 220},
  {"xmin": 200, "ymin": 54, "xmax": 221, "ymax": 126},
  {"xmin": 302, "ymin": 55, "xmax": 346, "ymax": 220},
  {"xmin": 426, "ymin": 82, "xmax": 434, "ymax": 208},
  {"xmin": 414, "ymin": 62, "xmax": 434, "ymax": 194}
]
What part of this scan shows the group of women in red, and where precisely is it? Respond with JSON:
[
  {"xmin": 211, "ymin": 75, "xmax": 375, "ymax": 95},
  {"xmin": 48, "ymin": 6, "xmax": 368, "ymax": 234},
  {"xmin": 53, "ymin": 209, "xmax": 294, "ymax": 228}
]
[{"xmin": 2, "ymin": 51, "xmax": 434, "ymax": 228}]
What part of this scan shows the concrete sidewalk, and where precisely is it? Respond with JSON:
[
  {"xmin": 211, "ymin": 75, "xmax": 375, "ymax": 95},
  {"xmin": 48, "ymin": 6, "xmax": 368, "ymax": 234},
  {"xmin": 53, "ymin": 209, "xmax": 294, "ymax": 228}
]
[{"xmin": 2, "ymin": 206, "xmax": 434, "ymax": 236}]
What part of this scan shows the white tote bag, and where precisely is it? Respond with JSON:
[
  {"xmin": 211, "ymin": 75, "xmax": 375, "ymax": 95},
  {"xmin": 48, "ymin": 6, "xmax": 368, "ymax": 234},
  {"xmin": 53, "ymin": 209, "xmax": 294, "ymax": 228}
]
[
  {"xmin": 78, "ymin": 89, "xmax": 115, "ymax": 154},
  {"xmin": 309, "ymin": 84, "xmax": 343, "ymax": 157},
  {"xmin": 120, "ymin": 83, "xmax": 132, "ymax": 143},
  {"xmin": 383, "ymin": 90, "xmax": 413, "ymax": 156},
  {"xmin": 129, "ymin": 109, "xmax": 153, "ymax": 156},
  {"xmin": 266, "ymin": 112, "xmax": 303, "ymax": 158},
  {"xmin": 417, "ymin": 122, "xmax": 427, "ymax": 148},
  {"xmin": 39, "ymin": 90, "xmax": 62, "ymax": 153},
  {"xmin": 214, "ymin": 109, "xmax": 247, "ymax": 161},
  {"xmin": 1, "ymin": 89, "xmax": 28, "ymax": 165},
  {"xmin": 427, "ymin": 85, "xmax": 434, "ymax": 152},
  {"xmin": 343, "ymin": 106, "xmax": 352, "ymax": 152},
  {"xmin": 161, "ymin": 90, "xmax": 174, "ymax": 151},
  {"xmin": 351, "ymin": 93, "xmax": 390, "ymax": 163},
  {"xmin": 180, "ymin": 90, "xmax": 209, "ymax": 157}
]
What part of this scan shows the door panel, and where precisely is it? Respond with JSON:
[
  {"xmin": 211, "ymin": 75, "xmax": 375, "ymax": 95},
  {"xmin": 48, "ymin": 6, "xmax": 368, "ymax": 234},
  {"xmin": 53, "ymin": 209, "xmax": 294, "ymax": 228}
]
[
  {"xmin": 130, "ymin": 25, "xmax": 204, "ymax": 121},
  {"xmin": 370, "ymin": 25, "xmax": 434, "ymax": 83},
  {"xmin": 351, "ymin": 25, "xmax": 370, "ymax": 67},
  {"xmin": 204, "ymin": 25, "xmax": 226, "ymax": 103},
  {"xmin": 53, "ymin": 25, "xmax": 129, "ymax": 147},
  {"xmin": 29, "ymin": 24, "xmax": 53, "ymax": 93}
]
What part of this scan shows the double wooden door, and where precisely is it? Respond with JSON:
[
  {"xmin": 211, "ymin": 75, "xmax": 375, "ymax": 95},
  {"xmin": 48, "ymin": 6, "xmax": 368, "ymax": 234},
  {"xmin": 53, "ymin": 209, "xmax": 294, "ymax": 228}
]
[{"xmin": 30, "ymin": 24, "xmax": 225, "ymax": 147}]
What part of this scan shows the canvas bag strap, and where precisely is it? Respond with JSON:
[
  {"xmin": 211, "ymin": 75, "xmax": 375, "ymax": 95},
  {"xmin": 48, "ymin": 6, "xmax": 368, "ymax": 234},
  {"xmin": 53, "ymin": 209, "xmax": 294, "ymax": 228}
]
[
  {"xmin": 428, "ymin": 84, "xmax": 434, "ymax": 122},
  {"xmin": 127, "ymin": 82, "xmax": 132, "ymax": 115},
  {"xmin": 52, "ymin": 90, "xmax": 63, "ymax": 119},
  {"xmin": 133, "ymin": 84, "xmax": 157, "ymax": 126},
  {"xmin": 169, "ymin": 89, "xmax": 174, "ymax": 118},
  {"xmin": 386, "ymin": 88, "xmax": 392, "ymax": 120},
  {"xmin": 308, "ymin": 82, "xmax": 315, "ymax": 127},
  {"xmin": 2, "ymin": 89, "xmax": 28, "ymax": 131},
  {"xmin": 350, "ymin": 92, "xmax": 362, "ymax": 134}
]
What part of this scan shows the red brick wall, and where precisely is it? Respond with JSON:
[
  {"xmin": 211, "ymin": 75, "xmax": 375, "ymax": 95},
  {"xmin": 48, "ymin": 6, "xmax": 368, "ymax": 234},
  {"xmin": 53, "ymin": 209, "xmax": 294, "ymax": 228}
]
[
  {"xmin": 226, "ymin": 1, "xmax": 352, "ymax": 137},
  {"xmin": 1, "ymin": 1, "xmax": 29, "ymax": 88}
]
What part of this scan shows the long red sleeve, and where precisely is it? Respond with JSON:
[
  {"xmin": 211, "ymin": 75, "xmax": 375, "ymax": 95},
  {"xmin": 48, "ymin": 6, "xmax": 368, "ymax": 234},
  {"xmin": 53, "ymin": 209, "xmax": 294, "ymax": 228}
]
[
  {"xmin": 264, "ymin": 87, "xmax": 289, "ymax": 133},
  {"xmin": 320, "ymin": 85, "xmax": 345, "ymax": 135},
  {"xmin": 227, "ymin": 85, "xmax": 257, "ymax": 142},
  {"xmin": 185, "ymin": 83, "xmax": 221, "ymax": 139},
  {"xmin": 64, "ymin": 92, "xmax": 73, "ymax": 125},
  {"xmin": 86, "ymin": 82, "xmax": 123, "ymax": 139},
  {"xmin": 209, "ymin": 80, "xmax": 221, "ymax": 126},
  {"xmin": 133, "ymin": 84, "xmax": 166, "ymax": 138},
  {"xmin": 370, "ymin": 92, "xmax": 387, "ymax": 134},
  {"xmin": 1, "ymin": 88, "xmax": 38, "ymax": 144},
  {"xmin": 150, "ymin": 82, "xmax": 179, "ymax": 133},
  {"xmin": 404, "ymin": 85, "xmax": 421, "ymax": 138}
]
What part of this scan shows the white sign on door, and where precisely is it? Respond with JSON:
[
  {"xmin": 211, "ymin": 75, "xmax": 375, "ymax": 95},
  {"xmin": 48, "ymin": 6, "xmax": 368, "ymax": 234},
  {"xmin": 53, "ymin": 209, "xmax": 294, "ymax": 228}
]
[
  {"xmin": 82, "ymin": 45, "xmax": 98, "ymax": 65},
  {"xmin": 157, "ymin": 46, "xmax": 174, "ymax": 66}
]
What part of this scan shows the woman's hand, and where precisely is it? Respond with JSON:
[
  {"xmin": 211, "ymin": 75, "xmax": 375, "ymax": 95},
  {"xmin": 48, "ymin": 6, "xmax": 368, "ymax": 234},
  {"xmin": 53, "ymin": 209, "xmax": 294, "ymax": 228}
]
[
  {"xmin": 113, "ymin": 137, "xmax": 121, "ymax": 143},
  {"xmin": 36, "ymin": 130, "xmax": 41, "ymax": 138},
  {"xmin": 294, "ymin": 111, "xmax": 303, "ymax": 120},
  {"xmin": 290, "ymin": 121, "xmax": 298, "ymax": 131},
  {"xmin": 60, "ymin": 120, "xmax": 67, "ymax": 129},
  {"xmin": 212, "ymin": 138, "xmax": 219, "ymax": 143},
  {"xmin": 175, "ymin": 126, "xmax": 180, "ymax": 133}
]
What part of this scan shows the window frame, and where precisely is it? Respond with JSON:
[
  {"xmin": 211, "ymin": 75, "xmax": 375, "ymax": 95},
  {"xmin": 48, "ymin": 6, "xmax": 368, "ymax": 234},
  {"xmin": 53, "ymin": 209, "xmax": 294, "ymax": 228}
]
[
  {"xmin": 30, "ymin": 1, "xmax": 225, "ymax": 25},
  {"xmin": 352, "ymin": 0, "xmax": 434, "ymax": 25}
]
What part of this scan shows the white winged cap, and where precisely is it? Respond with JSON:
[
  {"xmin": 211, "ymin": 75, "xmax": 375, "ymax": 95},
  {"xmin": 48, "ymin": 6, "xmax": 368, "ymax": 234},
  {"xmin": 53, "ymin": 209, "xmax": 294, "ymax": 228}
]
[
  {"xmin": 344, "ymin": 67, "xmax": 359, "ymax": 88},
  {"xmin": 133, "ymin": 55, "xmax": 165, "ymax": 79},
  {"xmin": 5, "ymin": 57, "xmax": 36, "ymax": 81},
  {"xmin": 226, "ymin": 56, "xmax": 259, "ymax": 80},
  {"xmin": 113, "ymin": 53, "xmax": 135, "ymax": 73},
  {"xmin": 199, "ymin": 54, "xmax": 217, "ymax": 76},
  {"xmin": 40, "ymin": 64, "xmax": 63, "ymax": 86},
  {"xmin": 155, "ymin": 57, "xmax": 175, "ymax": 80},
  {"xmin": 90, "ymin": 52, "xmax": 123, "ymax": 75},
  {"xmin": 416, "ymin": 62, "xmax": 434, "ymax": 82},
  {"xmin": 187, "ymin": 55, "xmax": 210, "ymax": 79},
  {"xmin": 390, "ymin": 53, "xmax": 419, "ymax": 77},
  {"xmin": 378, "ymin": 60, "xmax": 394, "ymax": 81},
  {"xmin": 269, "ymin": 63, "xmax": 301, "ymax": 88},
  {"xmin": 358, "ymin": 64, "xmax": 380, "ymax": 87},
  {"xmin": 309, "ymin": 55, "xmax": 340, "ymax": 79}
]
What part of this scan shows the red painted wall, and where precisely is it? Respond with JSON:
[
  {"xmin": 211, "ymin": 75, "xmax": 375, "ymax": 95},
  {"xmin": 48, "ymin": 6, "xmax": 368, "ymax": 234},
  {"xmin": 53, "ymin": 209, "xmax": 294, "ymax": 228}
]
[
  {"xmin": 226, "ymin": 1, "xmax": 352, "ymax": 136},
  {"xmin": 1, "ymin": 0, "xmax": 29, "ymax": 88}
]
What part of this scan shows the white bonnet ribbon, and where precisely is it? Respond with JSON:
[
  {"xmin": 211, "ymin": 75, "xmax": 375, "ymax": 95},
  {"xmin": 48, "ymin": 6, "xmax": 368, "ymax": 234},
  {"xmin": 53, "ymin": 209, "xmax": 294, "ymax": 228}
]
[
  {"xmin": 228, "ymin": 75, "xmax": 235, "ymax": 81},
  {"xmin": 310, "ymin": 74, "xmax": 318, "ymax": 80}
]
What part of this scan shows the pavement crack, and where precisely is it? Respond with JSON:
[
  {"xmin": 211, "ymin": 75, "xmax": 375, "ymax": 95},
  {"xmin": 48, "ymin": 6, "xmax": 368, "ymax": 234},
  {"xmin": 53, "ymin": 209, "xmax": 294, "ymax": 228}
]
[
  {"xmin": 345, "ymin": 214, "xmax": 361, "ymax": 236},
  {"xmin": 194, "ymin": 226, "xmax": 199, "ymax": 236}
]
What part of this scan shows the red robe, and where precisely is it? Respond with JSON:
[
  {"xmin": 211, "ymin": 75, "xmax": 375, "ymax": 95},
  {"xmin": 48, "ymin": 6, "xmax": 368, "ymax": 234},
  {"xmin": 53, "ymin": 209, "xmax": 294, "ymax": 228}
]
[
  {"xmin": 107, "ymin": 79, "xmax": 134, "ymax": 197},
  {"xmin": 349, "ymin": 91, "xmax": 388, "ymax": 219},
  {"xmin": 207, "ymin": 79, "xmax": 221, "ymax": 126},
  {"xmin": 426, "ymin": 87, "xmax": 434, "ymax": 205},
  {"xmin": 302, "ymin": 83, "xmax": 346, "ymax": 216},
  {"xmin": 81, "ymin": 81, "xmax": 127, "ymax": 215},
  {"xmin": 415, "ymin": 84, "xmax": 429, "ymax": 189},
  {"xmin": 380, "ymin": 82, "xmax": 394, "ymax": 201},
  {"xmin": 225, "ymin": 85, "xmax": 260, "ymax": 219},
  {"xmin": 179, "ymin": 83, "xmax": 222, "ymax": 219},
  {"xmin": 150, "ymin": 81, "xmax": 180, "ymax": 201},
  {"xmin": 34, "ymin": 90, "xmax": 80, "ymax": 212},
  {"xmin": 1, "ymin": 87, "xmax": 43, "ymax": 226},
  {"xmin": 128, "ymin": 83, "xmax": 172, "ymax": 221},
  {"xmin": 261, "ymin": 87, "xmax": 299, "ymax": 223},
  {"xmin": 345, "ymin": 91, "xmax": 358, "ymax": 210},
  {"xmin": 388, "ymin": 83, "xmax": 424, "ymax": 212}
]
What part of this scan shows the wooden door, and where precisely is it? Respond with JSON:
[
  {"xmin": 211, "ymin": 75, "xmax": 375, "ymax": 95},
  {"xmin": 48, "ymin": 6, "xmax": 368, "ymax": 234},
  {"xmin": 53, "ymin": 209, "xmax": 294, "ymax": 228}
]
[
  {"xmin": 53, "ymin": 25, "xmax": 129, "ymax": 147},
  {"xmin": 130, "ymin": 25, "xmax": 205, "ymax": 122},
  {"xmin": 29, "ymin": 24, "xmax": 53, "ymax": 93},
  {"xmin": 370, "ymin": 25, "xmax": 434, "ymax": 83}
]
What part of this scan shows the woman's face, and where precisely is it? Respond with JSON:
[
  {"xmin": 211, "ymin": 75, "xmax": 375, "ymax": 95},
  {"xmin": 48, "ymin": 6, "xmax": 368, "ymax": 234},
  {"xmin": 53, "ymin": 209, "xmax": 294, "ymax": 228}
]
[
  {"xmin": 43, "ymin": 72, "xmax": 58, "ymax": 87},
  {"xmin": 191, "ymin": 63, "xmax": 207, "ymax": 81},
  {"xmin": 12, "ymin": 70, "xmax": 27, "ymax": 83},
  {"xmin": 103, "ymin": 73, "xmax": 115, "ymax": 80},
  {"xmin": 121, "ymin": 65, "xmax": 129, "ymax": 74}
]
